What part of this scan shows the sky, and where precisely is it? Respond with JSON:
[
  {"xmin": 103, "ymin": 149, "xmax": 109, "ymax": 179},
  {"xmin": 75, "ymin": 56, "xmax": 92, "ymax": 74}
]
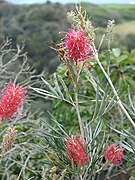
[{"xmin": 7, "ymin": 0, "xmax": 135, "ymax": 4}]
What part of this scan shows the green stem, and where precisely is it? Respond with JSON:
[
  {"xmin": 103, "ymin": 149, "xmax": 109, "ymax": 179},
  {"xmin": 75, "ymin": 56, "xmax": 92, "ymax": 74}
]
[
  {"xmin": 95, "ymin": 51, "xmax": 135, "ymax": 129},
  {"xmin": 74, "ymin": 84, "xmax": 84, "ymax": 138}
]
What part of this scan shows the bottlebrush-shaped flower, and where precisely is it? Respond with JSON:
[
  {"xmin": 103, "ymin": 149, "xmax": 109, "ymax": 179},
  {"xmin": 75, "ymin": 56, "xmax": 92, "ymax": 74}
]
[
  {"xmin": 64, "ymin": 29, "xmax": 93, "ymax": 62},
  {"xmin": 0, "ymin": 80, "xmax": 25, "ymax": 119},
  {"xmin": 104, "ymin": 143, "xmax": 124, "ymax": 164},
  {"xmin": 65, "ymin": 135, "xmax": 88, "ymax": 166}
]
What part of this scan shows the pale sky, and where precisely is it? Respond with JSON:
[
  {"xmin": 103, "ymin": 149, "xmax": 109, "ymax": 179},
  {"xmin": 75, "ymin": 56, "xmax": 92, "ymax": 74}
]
[{"xmin": 7, "ymin": 0, "xmax": 135, "ymax": 4}]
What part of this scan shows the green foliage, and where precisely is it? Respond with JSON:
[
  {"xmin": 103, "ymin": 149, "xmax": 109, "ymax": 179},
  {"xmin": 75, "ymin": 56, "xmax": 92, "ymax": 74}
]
[
  {"xmin": 51, "ymin": 49, "xmax": 135, "ymax": 131},
  {"xmin": 31, "ymin": 44, "xmax": 135, "ymax": 178},
  {"xmin": 0, "ymin": 1, "xmax": 135, "ymax": 74},
  {"xmin": 100, "ymin": 48, "xmax": 135, "ymax": 94}
]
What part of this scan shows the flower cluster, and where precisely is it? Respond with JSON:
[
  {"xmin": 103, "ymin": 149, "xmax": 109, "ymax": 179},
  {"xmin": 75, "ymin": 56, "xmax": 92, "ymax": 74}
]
[
  {"xmin": 64, "ymin": 29, "xmax": 93, "ymax": 63},
  {"xmin": 1, "ymin": 126, "xmax": 17, "ymax": 154},
  {"xmin": 66, "ymin": 137, "xmax": 124, "ymax": 166},
  {"xmin": 0, "ymin": 80, "xmax": 25, "ymax": 120},
  {"xmin": 104, "ymin": 143, "xmax": 124, "ymax": 164},
  {"xmin": 65, "ymin": 135, "xmax": 88, "ymax": 166}
]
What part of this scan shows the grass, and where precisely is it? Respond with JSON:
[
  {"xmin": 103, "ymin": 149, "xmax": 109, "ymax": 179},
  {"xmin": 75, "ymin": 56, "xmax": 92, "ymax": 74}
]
[
  {"xmin": 81, "ymin": 3, "xmax": 135, "ymax": 26},
  {"xmin": 99, "ymin": 4, "xmax": 135, "ymax": 9},
  {"xmin": 115, "ymin": 21, "xmax": 135, "ymax": 35}
]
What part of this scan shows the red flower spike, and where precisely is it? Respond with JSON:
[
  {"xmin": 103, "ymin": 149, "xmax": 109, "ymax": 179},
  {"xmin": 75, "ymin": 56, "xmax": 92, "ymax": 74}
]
[
  {"xmin": 64, "ymin": 29, "xmax": 93, "ymax": 62},
  {"xmin": 65, "ymin": 135, "xmax": 88, "ymax": 166},
  {"xmin": 0, "ymin": 80, "xmax": 25, "ymax": 119},
  {"xmin": 104, "ymin": 143, "xmax": 124, "ymax": 164}
]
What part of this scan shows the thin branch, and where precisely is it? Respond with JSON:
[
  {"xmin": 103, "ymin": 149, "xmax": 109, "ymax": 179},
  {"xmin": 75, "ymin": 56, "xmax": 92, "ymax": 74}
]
[
  {"xmin": 74, "ymin": 83, "xmax": 84, "ymax": 138},
  {"xmin": 94, "ymin": 49, "xmax": 135, "ymax": 129}
]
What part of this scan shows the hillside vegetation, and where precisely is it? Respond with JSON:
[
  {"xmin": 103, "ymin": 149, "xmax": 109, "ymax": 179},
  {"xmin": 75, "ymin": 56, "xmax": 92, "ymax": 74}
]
[
  {"xmin": 0, "ymin": 1, "xmax": 135, "ymax": 73},
  {"xmin": 115, "ymin": 21, "xmax": 135, "ymax": 35}
]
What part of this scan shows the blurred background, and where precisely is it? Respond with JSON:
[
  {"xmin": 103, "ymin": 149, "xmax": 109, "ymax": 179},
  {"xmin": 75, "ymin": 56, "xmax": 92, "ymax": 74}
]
[{"xmin": 0, "ymin": 0, "xmax": 135, "ymax": 75}]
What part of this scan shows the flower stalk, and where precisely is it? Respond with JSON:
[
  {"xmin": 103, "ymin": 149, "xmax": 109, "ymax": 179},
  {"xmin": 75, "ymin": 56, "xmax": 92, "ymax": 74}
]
[{"xmin": 74, "ymin": 83, "xmax": 84, "ymax": 139}]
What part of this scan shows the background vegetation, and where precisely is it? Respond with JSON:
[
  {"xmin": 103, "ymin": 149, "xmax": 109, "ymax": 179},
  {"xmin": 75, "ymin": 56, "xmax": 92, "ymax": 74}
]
[{"xmin": 0, "ymin": 0, "xmax": 135, "ymax": 74}]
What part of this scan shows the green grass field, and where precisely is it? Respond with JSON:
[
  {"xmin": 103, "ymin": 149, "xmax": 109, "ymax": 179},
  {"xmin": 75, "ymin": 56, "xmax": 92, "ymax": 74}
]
[
  {"xmin": 99, "ymin": 4, "xmax": 135, "ymax": 9},
  {"xmin": 115, "ymin": 21, "xmax": 135, "ymax": 35}
]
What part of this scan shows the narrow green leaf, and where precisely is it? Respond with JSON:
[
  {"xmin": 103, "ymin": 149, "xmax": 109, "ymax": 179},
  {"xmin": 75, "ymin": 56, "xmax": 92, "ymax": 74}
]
[
  {"xmin": 48, "ymin": 111, "xmax": 69, "ymax": 137},
  {"xmin": 109, "ymin": 126, "xmax": 129, "ymax": 138},
  {"xmin": 101, "ymin": 94, "xmax": 117, "ymax": 116},
  {"xmin": 128, "ymin": 87, "xmax": 135, "ymax": 113},
  {"xmin": 93, "ymin": 119, "xmax": 102, "ymax": 139},
  {"xmin": 41, "ymin": 77, "xmax": 60, "ymax": 97},
  {"xmin": 31, "ymin": 87, "xmax": 59, "ymax": 99},
  {"xmin": 121, "ymin": 143, "xmax": 134, "ymax": 153},
  {"xmin": 92, "ymin": 85, "xmax": 99, "ymax": 121},
  {"xmin": 41, "ymin": 118, "xmax": 62, "ymax": 136},
  {"xmin": 57, "ymin": 75, "xmax": 74, "ymax": 104},
  {"xmin": 54, "ymin": 73, "xmax": 64, "ymax": 99}
]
